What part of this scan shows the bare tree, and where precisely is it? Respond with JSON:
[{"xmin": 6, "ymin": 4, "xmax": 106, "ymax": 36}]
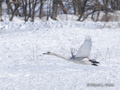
[
  {"xmin": 39, "ymin": 0, "xmax": 44, "ymax": 18},
  {"xmin": 0, "ymin": 0, "xmax": 119, "ymax": 22},
  {"xmin": 9, "ymin": 0, "xmax": 21, "ymax": 21},
  {"xmin": 72, "ymin": 0, "xmax": 81, "ymax": 16},
  {"xmin": 21, "ymin": 0, "xmax": 28, "ymax": 21},
  {"xmin": 31, "ymin": 0, "xmax": 38, "ymax": 22},
  {"xmin": 51, "ymin": 0, "xmax": 58, "ymax": 20},
  {"xmin": 0, "ymin": 0, "xmax": 3, "ymax": 21},
  {"xmin": 52, "ymin": 0, "xmax": 67, "ymax": 20},
  {"xmin": 6, "ymin": 0, "xmax": 13, "ymax": 17},
  {"xmin": 78, "ymin": 0, "xmax": 88, "ymax": 21}
]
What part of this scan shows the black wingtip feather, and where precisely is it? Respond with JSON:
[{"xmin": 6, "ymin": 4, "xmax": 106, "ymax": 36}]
[
  {"xmin": 89, "ymin": 60, "xmax": 100, "ymax": 64},
  {"xmin": 92, "ymin": 63, "xmax": 98, "ymax": 66}
]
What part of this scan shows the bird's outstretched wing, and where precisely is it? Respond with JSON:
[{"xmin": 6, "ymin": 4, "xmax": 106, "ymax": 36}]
[{"xmin": 75, "ymin": 37, "xmax": 92, "ymax": 58}]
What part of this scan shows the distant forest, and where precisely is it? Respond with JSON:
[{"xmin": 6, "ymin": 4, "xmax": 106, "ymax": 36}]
[{"xmin": 0, "ymin": 0, "xmax": 120, "ymax": 22}]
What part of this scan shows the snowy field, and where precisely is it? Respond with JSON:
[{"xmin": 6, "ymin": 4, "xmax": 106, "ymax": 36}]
[{"xmin": 0, "ymin": 19, "xmax": 120, "ymax": 90}]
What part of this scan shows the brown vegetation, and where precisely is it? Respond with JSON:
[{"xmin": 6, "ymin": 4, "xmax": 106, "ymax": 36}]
[{"xmin": 0, "ymin": 0, "xmax": 120, "ymax": 22}]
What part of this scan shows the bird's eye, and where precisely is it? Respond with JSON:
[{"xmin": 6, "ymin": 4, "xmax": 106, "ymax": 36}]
[{"xmin": 47, "ymin": 52, "xmax": 50, "ymax": 54}]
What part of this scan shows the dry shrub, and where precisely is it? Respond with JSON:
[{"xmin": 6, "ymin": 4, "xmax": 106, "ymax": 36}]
[{"xmin": 101, "ymin": 11, "xmax": 120, "ymax": 22}]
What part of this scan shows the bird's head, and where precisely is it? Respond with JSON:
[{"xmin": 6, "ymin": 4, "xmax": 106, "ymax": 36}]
[{"xmin": 43, "ymin": 51, "xmax": 51, "ymax": 55}]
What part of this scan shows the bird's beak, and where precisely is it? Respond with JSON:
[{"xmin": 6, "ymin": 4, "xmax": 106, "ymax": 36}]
[{"xmin": 43, "ymin": 53, "xmax": 46, "ymax": 55}]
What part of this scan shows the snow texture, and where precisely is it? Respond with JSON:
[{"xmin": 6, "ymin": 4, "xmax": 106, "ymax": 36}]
[{"xmin": 0, "ymin": 18, "xmax": 120, "ymax": 90}]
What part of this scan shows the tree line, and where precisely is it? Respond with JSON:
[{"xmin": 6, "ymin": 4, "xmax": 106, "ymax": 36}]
[{"xmin": 0, "ymin": 0, "xmax": 120, "ymax": 22}]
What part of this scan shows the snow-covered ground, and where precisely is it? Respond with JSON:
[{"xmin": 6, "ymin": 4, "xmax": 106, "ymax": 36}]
[{"xmin": 0, "ymin": 19, "xmax": 120, "ymax": 90}]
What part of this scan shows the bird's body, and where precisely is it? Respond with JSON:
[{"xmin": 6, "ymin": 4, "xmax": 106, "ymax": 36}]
[
  {"xmin": 43, "ymin": 37, "xmax": 99, "ymax": 66},
  {"xmin": 70, "ymin": 57, "xmax": 92, "ymax": 65}
]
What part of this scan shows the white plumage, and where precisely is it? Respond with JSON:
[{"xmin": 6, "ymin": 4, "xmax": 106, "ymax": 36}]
[
  {"xmin": 43, "ymin": 37, "xmax": 99, "ymax": 66},
  {"xmin": 75, "ymin": 37, "xmax": 92, "ymax": 58}
]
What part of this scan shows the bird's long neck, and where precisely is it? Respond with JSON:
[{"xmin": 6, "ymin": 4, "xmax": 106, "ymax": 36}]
[{"xmin": 50, "ymin": 52, "xmax": 68, "ymax": 60}]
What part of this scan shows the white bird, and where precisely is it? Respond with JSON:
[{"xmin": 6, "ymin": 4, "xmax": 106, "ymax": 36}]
[{"xmin": 43, "ymin": 37, "xmax": 99, "ymax": 66}]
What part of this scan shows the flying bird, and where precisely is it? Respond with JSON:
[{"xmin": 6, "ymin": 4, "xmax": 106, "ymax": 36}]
[{"xmin": 43, "ymin": 37, "xmax": 99, "ymax": 66}]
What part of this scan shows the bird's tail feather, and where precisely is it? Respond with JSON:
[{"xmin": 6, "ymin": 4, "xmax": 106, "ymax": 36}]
[{"xmin": 92, "ymin": 63, "xmax": 98, "ymax": 66}]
